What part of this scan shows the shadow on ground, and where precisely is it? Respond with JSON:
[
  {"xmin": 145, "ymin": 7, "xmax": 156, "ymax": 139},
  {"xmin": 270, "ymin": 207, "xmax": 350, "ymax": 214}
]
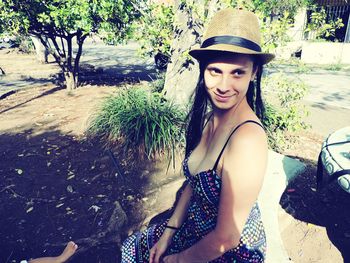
[
  {"xmin": 0, "ymin": 129, "xmax": 152, "ymax": 263},
  {"xmin": 0, "ymin": 86, "xmax": 64, "ymax": 114},
  {"xmin": 280, "ymin": 158, "xmax": 350, "ymax": 262},
  {"xmin": 78, "ymin": 64, "xmax": 159, "ymax": 87}
]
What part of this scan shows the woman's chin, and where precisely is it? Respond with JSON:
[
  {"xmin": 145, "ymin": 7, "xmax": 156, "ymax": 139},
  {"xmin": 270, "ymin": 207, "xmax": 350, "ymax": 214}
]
[{"xmin": 212, "ymin": 102, "xmax": 235, "ymax": 111}]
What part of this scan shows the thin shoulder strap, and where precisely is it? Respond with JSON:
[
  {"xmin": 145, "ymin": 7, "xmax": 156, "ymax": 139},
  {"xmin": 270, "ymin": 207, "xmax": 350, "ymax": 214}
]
[
  {"xmin": 202, "ymin": 112, "xmax": 213, "ymax": 129},
  {"xmin": 213, "ymin": 120, "xmax": 264, "ymax": 170}
]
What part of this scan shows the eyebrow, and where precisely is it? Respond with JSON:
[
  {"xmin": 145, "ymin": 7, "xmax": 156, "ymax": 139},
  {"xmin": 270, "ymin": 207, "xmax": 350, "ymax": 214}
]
[
  {"xmin": 206, "ymin": 66, "xmax": 249, "ymax": 73},
  {"xmin": 207, "ymin": 65, "xmax": 249, "ymax": 70}
]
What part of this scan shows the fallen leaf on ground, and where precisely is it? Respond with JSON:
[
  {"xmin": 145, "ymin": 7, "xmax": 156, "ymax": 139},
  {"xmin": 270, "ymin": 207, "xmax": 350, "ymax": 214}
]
[
  {"xmin": 66, "ymin": 185, "xmax": 73, "ymax": 193},
  {"xmin": 88, "ymin": 205, "xmax": 101, "ymax": 212},
  {"xmin": 15, "ymin": 169, "xmax": 23, "ymax": 175}
]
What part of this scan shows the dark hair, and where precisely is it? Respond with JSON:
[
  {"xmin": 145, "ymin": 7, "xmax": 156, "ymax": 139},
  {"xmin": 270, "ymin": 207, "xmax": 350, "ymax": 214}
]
[{"xmin": 185, "ymin": 57, "xmax": 265, "ymax": 156}]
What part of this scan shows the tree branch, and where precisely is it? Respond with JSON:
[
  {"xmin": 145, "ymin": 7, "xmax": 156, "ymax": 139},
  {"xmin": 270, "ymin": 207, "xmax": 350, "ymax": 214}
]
[
  {"xmin": 66, "ymin": 35, "xmax": 73, "ymax": 73},
  {"xmin": 60, "ymin": 37, "xmax": 66, "ymax": 58},
  {"xmin": 34, "ymin": 33, "xmax": 63, "ymax": 68},
  {"xmin": 49, "ymin": 34, "xmax": 64, "ymax": 58},
  {"xmin": 73, "ymin": 32, "xmax": 88, "ymax": 80}
]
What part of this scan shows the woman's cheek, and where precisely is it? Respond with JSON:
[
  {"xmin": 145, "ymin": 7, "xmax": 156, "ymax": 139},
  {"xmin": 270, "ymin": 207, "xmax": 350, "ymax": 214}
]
[{"xmin": 204, "ymin": 77, "xmax": 219, "ymax": 90}]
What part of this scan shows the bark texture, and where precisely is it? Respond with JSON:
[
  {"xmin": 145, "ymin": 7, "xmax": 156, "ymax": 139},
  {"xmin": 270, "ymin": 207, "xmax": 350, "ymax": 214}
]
[
  {"xmin": 163, "ymin": 0, "xmax": 224, "ymax": 107},
  {"xmin": 163, "ymin": 0, "xmax": 204, "ymax": 107},
  {"xmin": 30, "ymin": 35, "xmax": 49, "ymax": 64}
]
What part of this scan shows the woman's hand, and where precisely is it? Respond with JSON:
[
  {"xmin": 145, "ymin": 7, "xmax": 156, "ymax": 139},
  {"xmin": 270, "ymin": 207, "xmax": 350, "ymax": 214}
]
[
  {"xmin": 163, "ymin": 253, "xmax": 184, "ymax": 263},
  {"xmin": 149, "ymin": 230, "xmax": 173, "ymax": 263}
]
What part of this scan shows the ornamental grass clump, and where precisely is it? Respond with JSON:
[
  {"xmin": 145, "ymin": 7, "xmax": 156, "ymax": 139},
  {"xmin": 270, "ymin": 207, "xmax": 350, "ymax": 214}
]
[{"xmin": 88, "ymin": 87, "xmax": 185, "ymax": 160}]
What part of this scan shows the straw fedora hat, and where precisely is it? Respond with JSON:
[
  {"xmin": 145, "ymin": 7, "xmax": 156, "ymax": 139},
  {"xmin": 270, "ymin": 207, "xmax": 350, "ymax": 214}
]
[{"xmin": 189, "ymin": 8, "xmax": 275, "ymax": 64}]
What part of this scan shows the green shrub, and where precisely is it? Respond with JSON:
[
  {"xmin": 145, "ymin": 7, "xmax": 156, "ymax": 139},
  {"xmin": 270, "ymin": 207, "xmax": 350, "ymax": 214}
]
[
  {"xmin": 305, "ymin": 7, "xmax": 344, "ymax": 41},
  {"xmin": 149, "ymin": 72, "xmax": 166, "ymax": 93},
  {"xmin": 262, "ymin": 72, "xmax": 309, "ymax": 151},
  {"xmin": 324, "ymin": 63, "xmax": 343, "ymax": 71},
  {"xmin": 88, "ymin": 86, "xmax": 185, "ymax": 160},
  {"xmin": 17, "ymin": 36, "xmax": 34, "ymax": 54},
  {"xmin": 294, "ymin": 62, "xmax": 312, "ymax": 74}
]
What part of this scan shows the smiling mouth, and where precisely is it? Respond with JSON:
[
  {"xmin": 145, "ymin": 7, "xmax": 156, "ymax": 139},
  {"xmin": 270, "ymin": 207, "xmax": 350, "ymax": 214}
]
[{"xmin": 214, "ymin": 93, "xmax": 235, "ymax": 102}]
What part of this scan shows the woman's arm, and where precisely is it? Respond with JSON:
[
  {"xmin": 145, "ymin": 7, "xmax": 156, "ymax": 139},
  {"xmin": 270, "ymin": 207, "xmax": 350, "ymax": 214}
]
[
  {"xmin": 165, "ymin": 124, "xmax": 267, "ymax": 262},
  {"xmin": 149, "ymin": 182, "xmax": 192, "ymax": 263},
  {"xmin": 167, "ymin": 182, "xmax": 193, "ymax": 228}
]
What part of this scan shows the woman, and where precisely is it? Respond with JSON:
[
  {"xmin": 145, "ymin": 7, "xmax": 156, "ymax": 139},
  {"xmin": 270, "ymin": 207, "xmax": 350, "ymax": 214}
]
[{"xmin": 121, "ymin": 8, "xmax": 275, "ymax": 263}]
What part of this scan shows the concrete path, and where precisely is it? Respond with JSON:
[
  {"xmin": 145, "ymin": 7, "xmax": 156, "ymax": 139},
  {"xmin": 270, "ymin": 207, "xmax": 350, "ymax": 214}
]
[
  {"xmin": 259, "ymin": 151, "xmax": 305, "ymax": 262},
  {"xmin": 267, "ymin": 66, "xmax": 350, "ymax": 138},
  {"xmin": 79, "ymin": 40, "xmax": 157, "ymax": 81},
  {"xmin": 291, "ymin": 68, "xmax": 350, "ymax": 138},
  {"xmin": 0, "ymin": 39, "xmax": 157, "ymax": 99}
]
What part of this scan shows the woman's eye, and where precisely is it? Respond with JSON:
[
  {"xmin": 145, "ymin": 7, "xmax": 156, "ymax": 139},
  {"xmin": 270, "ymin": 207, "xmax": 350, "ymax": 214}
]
[
  {"xmin": 233, "ymin": 70, "xmax": 245, "ymax": 77},
  {"xmin": 209, "ymin": 68, "xmax": 221, "ymax": 75}
]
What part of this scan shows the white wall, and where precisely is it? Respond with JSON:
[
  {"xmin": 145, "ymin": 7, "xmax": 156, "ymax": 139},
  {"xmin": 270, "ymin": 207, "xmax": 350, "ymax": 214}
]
[
  {"xmin": 287, "ymin": 8, "xmax": 307, "ymax": 42},
  {"xmin": 301, "ymin": 42, "xmax": 350, "ymax": 64}
]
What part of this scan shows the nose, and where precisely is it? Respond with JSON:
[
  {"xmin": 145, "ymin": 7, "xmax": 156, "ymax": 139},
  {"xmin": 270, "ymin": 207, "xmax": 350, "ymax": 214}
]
[{"xmin": 216, "ymin": 75, "xmax": 231, "ymax": 93}]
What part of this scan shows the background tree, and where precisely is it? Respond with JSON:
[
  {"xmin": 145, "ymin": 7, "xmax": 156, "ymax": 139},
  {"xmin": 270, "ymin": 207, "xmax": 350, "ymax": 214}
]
[
  {"xmin": 249, "ymin": 0, "xmax": 314, "ymax": 18},
  {"xmin": 131, "ymin": 2, "xmax": 174, "ymax": 70},
  {"xmin": 158, "ymin": 0, "xmax": 313, "ymax": 106},
  {"xmin": 305, "ymin": 6, "xmax": 344, "ymax": 41},
  {"xmin": 0, "ymin": 0, "xmax": 141, "ymax": 89}
]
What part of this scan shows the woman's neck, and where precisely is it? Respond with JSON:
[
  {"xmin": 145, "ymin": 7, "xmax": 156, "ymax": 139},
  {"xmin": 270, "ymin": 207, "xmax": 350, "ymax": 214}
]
[{"xmin": 211, "ymin": 99, "xmax": 250, "ymax": 131}]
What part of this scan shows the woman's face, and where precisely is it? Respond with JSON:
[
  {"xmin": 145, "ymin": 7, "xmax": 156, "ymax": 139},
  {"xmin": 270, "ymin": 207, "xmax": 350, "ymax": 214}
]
[{"xmin": 204, "ymin": 53, "xmax": 256, "ymax": 111}]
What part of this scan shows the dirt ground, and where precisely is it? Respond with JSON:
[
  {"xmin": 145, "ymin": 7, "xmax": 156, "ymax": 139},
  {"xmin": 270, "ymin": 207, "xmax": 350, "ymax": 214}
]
[{"xmin": 1, "ymin": 50, "xmax": 349, "ymax": 263}]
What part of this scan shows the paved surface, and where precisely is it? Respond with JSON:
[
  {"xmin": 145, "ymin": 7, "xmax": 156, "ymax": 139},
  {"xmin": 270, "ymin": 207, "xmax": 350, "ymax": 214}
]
[
  {"xmin": 266, "ymin": 66, "xmax": 350, "ymax": 138},
  {"xmin": 80, "ymin": 40, "xmax": 156, "ymax": 80},
  {"xmin": 0, "ymin": 39, "xmax": 156, "ymax": 99},
  {"xmin": 259, "ymin": 151, "xmax": 305, "ymax": 262},
  {"xmin": 290, "ymin": 69, "xmax": 350, "ymax": 138}
]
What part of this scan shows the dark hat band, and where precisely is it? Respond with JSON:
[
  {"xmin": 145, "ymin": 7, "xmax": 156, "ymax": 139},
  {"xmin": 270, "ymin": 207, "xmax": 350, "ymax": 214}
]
[{"xmin": 201, "ymin": 35, "xmax": 261, "ymax": 52}]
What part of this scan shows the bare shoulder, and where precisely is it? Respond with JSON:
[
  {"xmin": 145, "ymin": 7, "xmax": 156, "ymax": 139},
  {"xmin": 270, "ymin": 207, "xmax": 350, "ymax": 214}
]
[
  {"xmin": 229, "ymin": 121, "xmax": 267, "ymax": 150},
  {"xmin": 222, "ymin": 121, "xmax": 268, "ymax": 179}
]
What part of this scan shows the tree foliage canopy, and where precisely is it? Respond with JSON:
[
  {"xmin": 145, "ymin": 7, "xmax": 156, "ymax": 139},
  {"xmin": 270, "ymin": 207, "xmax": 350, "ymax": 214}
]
[
  {"xmin": 0, "ymin": 0, "xmax": 137, "ymax": 42},
  {"xmin": 0, "ymin": 0, "xmax": 141, "ymax": 89},
  {"xmin": 250, "ymin": 0, "xmax": 314, "ymax": 17}
]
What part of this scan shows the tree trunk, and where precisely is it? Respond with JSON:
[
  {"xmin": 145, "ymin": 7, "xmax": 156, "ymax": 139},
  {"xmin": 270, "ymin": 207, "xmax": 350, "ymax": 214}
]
[
  {"xmin": 163, "ymin": 0, "xmax": 223, "ymax": 107},
  {"xmin": 31, "ymin": 32, "xmax": 86, "ymax": 90},
  {"xmin": 73, "ymin": 31, "xmax": 88, "ymax": 88},
  {"xmin": 65, "ymin": 71, "xmax": 77, "ymax": 90},
  {"xmin": 30, "ymin": 35, "xmax": 49, "ymax": 63},
  {"xmin": 163, "ymin": 0, "xmax": 203, "ymax": 107}
]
